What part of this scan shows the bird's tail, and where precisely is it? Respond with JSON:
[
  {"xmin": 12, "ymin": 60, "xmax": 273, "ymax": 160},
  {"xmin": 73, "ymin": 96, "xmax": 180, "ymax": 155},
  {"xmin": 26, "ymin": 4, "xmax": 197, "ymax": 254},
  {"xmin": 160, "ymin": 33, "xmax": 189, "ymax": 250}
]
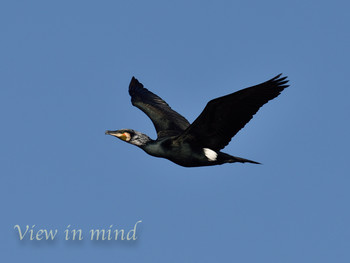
[
  {"xmin": 222, "ymin": 153, "xmax": 261, "ymax": 164},
  {"xmin": 230, "ymin": 156, "xmax": 261, "ymax": 164}
]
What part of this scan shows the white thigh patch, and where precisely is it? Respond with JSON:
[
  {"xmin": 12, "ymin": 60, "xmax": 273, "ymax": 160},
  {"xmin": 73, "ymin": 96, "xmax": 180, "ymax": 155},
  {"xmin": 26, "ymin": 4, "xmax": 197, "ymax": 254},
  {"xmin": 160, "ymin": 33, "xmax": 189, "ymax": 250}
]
[{"xmin": 203, "ymin": 148, "xmax": 218, "ymax": 161}]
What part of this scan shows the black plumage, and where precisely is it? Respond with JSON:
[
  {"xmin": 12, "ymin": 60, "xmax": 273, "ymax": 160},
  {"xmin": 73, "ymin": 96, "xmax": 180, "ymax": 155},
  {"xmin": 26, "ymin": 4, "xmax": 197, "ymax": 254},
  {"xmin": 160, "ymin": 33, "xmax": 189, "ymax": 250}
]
[{"xmin": 106, "ymin": 74, "xmax": 289, "ymax": 167}]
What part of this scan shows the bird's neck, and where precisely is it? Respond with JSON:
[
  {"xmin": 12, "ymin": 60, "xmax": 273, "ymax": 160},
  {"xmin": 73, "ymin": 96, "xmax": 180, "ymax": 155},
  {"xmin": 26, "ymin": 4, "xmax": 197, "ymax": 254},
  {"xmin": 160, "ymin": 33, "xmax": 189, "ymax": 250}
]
[
  {"xmin": 137, "ymin": 136, "xmax": 164, "ymax": 157},
  {"xmin": 130, "ymin": 131, "xmax": 153, "ymax": 147}
]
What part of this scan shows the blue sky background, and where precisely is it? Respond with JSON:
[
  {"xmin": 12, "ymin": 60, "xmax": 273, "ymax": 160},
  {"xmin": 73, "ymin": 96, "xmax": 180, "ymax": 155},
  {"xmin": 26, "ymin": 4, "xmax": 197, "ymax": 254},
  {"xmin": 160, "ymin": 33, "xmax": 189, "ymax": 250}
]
[{"xmin": 1, "ymin": 0, "xmax": 350, "ymax": 262}]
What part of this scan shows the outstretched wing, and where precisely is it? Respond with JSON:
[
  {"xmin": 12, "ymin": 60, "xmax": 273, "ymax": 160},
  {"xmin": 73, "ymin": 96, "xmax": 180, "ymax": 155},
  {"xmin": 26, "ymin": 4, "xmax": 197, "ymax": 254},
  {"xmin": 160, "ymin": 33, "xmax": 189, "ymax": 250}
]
[
  {"xmin": 174, "ymin": 74, "xmax": 289, "ymax": 151},
  {"xmin": 129, "ymin": 77, "xmax": 190, "ymax": 138}
]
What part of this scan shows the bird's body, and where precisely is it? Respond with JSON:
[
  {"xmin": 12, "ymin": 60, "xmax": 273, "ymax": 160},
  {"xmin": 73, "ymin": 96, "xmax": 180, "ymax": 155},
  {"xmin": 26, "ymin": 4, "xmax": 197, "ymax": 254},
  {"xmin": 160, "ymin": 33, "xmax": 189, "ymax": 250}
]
[
  {"xmin": 138, "ymin": 136, "xmax": 259, "ymax": 167},
  {"xmin": 106, "ymin": 74, "xmax": 289, "ymax": 167}
]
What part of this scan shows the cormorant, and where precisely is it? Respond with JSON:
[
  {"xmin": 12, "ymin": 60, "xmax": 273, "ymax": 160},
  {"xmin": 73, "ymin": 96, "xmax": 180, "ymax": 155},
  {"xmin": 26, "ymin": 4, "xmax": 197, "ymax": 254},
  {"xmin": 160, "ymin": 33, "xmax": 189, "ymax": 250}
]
[{"xmin": 106, "ymin": 74, "xmax": 289, "ymax": 167}]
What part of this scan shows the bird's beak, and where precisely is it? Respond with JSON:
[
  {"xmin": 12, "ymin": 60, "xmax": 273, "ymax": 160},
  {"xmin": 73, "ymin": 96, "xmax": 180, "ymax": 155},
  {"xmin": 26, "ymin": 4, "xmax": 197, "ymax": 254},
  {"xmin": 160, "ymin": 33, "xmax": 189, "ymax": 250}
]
[
  {"xmin": 105, "ymin": 130, "xmax": 130, "ymax": 141},
  {"xmin": 105, "ymin": 130, "xmax": 114, "ymax": 136}
]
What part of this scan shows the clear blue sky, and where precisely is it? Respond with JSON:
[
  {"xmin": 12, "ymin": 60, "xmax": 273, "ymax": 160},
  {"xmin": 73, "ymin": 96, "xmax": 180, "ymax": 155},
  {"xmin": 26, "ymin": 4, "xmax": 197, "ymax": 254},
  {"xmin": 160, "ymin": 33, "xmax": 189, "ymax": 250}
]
[{"xmin": 1, "ymin": 0, "xmax": 349, "ymax": 262}]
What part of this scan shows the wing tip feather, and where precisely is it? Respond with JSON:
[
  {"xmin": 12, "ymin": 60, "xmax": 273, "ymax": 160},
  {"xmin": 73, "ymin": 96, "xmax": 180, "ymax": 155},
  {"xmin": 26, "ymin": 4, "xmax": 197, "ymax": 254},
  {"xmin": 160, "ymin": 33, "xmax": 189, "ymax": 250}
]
[
  {"xmin": 129, "ymin": 76, "xmax": 145, "ymax": 98},
  {"xmin": 268, "ymin": 73, "xmax": 290, "ymax": 91}
]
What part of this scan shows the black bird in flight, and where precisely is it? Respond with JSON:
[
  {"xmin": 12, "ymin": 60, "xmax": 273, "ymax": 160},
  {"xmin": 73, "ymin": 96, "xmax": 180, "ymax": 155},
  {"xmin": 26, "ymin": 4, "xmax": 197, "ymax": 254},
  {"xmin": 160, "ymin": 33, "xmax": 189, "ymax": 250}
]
[{"xmin": 106, "ymin": 74, "xmax": 289, "ymax": 167}]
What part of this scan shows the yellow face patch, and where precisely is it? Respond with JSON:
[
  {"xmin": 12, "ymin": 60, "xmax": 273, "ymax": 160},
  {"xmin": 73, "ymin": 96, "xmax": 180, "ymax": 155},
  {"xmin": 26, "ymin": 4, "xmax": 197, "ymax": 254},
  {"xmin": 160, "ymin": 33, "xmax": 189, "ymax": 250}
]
[{"xmin": 116, "ymin": 132, "xmax": 131, "ymax": 142}]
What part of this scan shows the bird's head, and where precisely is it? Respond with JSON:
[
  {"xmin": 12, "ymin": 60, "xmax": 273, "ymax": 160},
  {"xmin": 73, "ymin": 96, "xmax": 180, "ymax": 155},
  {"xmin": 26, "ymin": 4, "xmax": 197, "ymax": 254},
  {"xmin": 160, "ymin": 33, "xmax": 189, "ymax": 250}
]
[{"xmin": 105, "ymin": 129, "xmax": 151, "ymax": 147}]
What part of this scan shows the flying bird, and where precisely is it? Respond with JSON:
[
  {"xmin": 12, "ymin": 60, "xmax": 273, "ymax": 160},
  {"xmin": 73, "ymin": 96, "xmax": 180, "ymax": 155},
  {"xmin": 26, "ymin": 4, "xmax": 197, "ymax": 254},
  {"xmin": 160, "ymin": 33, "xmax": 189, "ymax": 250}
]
[{"xmin": 106, "ymin": 74, "xmax": 289, "ymax": 167}]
